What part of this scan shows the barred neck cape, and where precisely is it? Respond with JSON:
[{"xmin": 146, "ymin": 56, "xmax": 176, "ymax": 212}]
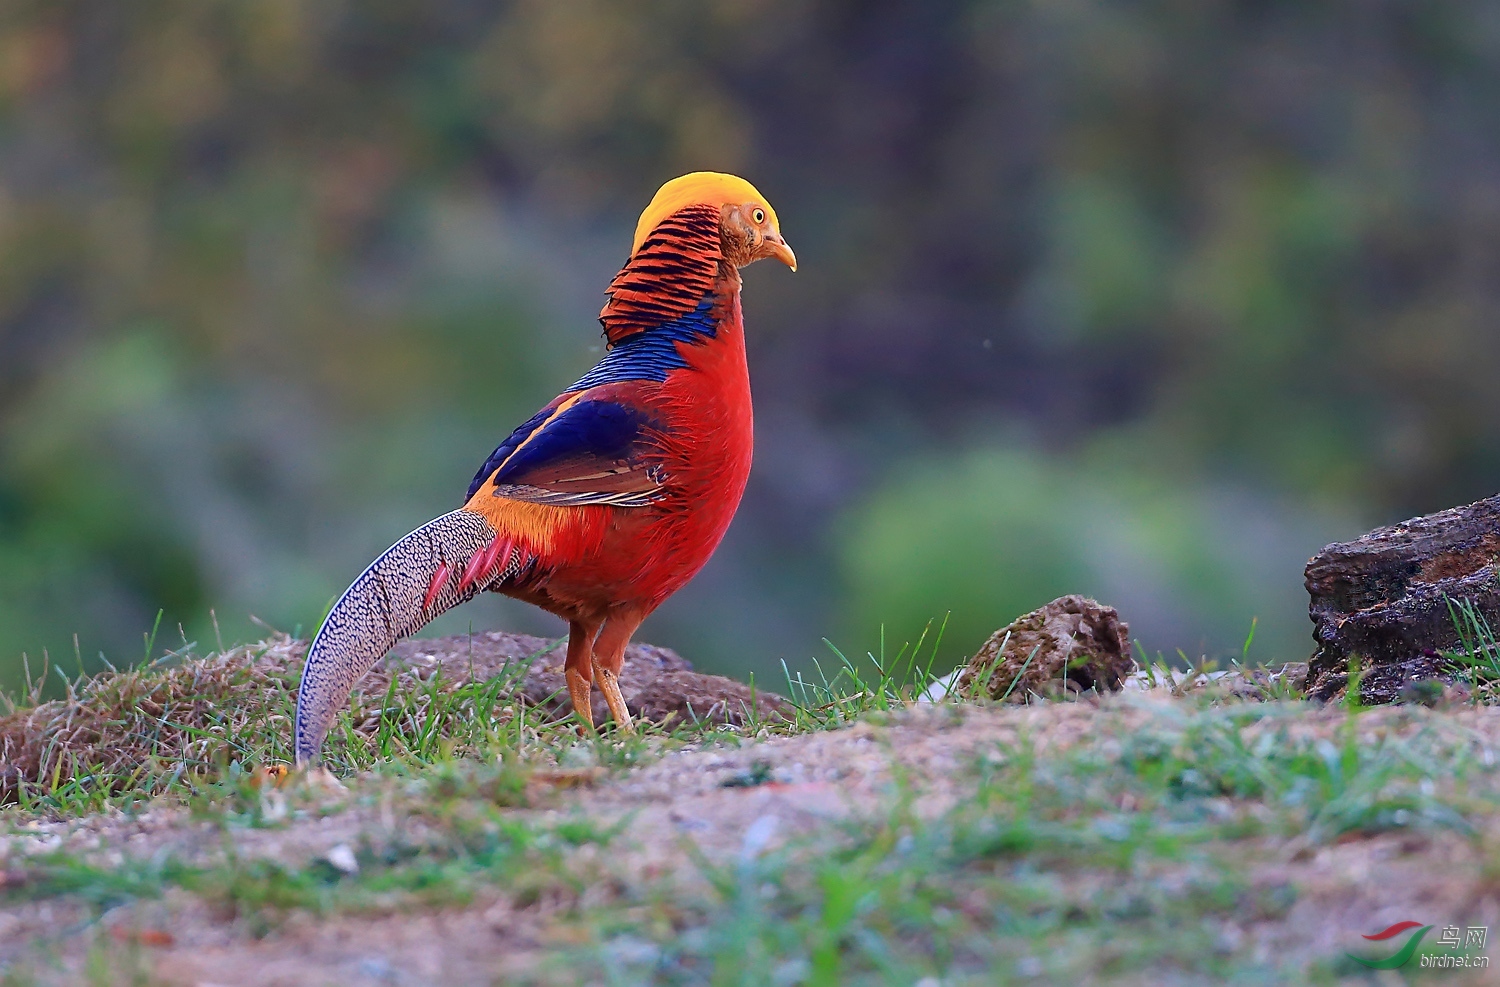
[{"xmin": 599, "ymin": 203, "xmax": 724, "ymax": 346}]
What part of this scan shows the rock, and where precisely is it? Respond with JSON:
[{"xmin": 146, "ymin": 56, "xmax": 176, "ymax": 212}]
[
  {"xmin": 1303, "ymin": 493, "xmax": 1500, "ymax": 702},
  {"xmin": 383, "ymin": 630, "xmax": 790, "ymax": 727},
  {"xmin": 1279, "ymin": 662, "xmax": 1310, "ymax": 693},
  {"xmin": 323, "ymin": 843, "xmax": 359, "ymax": 875},
  {"xmin": 954, "ymin": 595, "xmax": 1134, "ymax": 701}
]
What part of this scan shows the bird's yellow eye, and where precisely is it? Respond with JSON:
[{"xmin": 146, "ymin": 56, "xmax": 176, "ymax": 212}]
[{"xmin": 752, "ymin": 207, "xmax": 766, "ymax": 224}]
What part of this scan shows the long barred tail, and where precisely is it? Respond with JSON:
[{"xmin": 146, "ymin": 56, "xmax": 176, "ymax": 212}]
[{"xmin": 293, "ymin": 509, "xmax": 527, "ymax": 765}]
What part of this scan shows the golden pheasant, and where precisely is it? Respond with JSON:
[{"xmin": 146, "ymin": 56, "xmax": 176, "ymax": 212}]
[{"xmin": 294, "ymin": 172, "xmax": 795, "ymax": 764}]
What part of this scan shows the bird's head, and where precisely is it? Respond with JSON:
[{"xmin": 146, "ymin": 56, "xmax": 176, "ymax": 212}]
[{"xmin": 632, "ymin": 172, "xmax": 796, "ymax": 272}]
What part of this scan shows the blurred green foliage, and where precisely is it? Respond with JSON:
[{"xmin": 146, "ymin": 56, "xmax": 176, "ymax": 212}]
[
  {"xmin": 841, "ymin": 440, "xmax": 1343, "ymax": 666},
  {"xmin": 3, "ymin": 1, "xmax": 1500, "ymax": 686}
]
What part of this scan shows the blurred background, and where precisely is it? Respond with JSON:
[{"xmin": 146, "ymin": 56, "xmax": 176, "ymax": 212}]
[{"xmin": 4, "ymin": 0, "xmax": 1500, "ymax": 691}]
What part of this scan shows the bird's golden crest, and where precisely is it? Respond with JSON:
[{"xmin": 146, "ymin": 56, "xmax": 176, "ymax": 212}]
[{"xmin": 631, "ymin": 172, "xmax": 780, "ymax": 255}]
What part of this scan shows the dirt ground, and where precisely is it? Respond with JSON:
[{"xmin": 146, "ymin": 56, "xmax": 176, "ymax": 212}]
[{"xmin": 3, "ymin": 693, "xmax": 1500, "ymax": 985}]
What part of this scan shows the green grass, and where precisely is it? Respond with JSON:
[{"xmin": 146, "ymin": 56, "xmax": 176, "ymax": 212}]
[
  {"xmin": 1444, "ymin": 596, "xmax": 1500, "ymax": 701},
  {"xmin": 541, "ymin": 702, "xmax": 1496, "ymax": 985},
  {"xmin": 6, "ymin": 612, "xmax": 1500, "ymax": 984},
  {"xmin": 0, "ymin": 610, "xmax": 1298, "ymax": 821},
  {"xmin": 778, "ymin": 616, "xmax": 951, "ymax": 730},
  {"xmin": 11, "ymin": 796, "xmax": 618, "ymax": 931},
  {"xmin": 0, "ymin": 632, "xmax": 758, "ymax": 819},
  {"xmin": 7, "ymin": 694, "xmax": 1497, "ymax": 984},
  {"xmin": 0, "ymin": 614, "xmax": 960, "ymax": 819}
]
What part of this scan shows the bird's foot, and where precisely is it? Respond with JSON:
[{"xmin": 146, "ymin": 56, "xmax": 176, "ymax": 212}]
[
  {"xmin": 296, "ymin": 764, "xmax": 347, "ymax": 794},
  {"xmin": 566, "ymin": 664, "xmax": 595, "ymax": 735},
  {"xmin": 595, "ymin": 667, "xmax": 635, "ymax": 734}
]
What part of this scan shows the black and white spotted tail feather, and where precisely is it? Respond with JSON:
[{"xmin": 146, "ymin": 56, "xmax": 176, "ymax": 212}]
[{"xmin": 294, "ymin": 509, "xmax": 516, "ymax": 765}]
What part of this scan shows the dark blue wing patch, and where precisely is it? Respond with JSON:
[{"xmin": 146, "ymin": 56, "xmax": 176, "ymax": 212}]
[
  {"xmin": 568, "ymin": 294, "xmax": 717, "ymax": 390},
  {"xmin": 491, "ymin": 399, "xmax": 656, "ymax": 487}
]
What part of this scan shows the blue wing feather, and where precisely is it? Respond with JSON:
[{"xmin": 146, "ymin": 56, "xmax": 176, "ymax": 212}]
[
  {"xmin": 466, "ymin": 392, "xmax": 665, "ymax": 507},
  {"xmin": 492, "ymin": 399, "xmax": 656, "ymax": 486}
]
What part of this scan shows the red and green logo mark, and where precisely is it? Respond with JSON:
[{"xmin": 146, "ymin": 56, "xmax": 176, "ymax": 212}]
[{"xmin": 1348, "ymin": 921, "xmax": 1433, "ymax": 969}]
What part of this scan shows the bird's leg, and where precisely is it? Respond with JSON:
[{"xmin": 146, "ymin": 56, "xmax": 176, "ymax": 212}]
[
  {"xmin": 591, "ymin": 611, "xmax": 646, "ymax": 734},
  {"xmin": 564, "ymin": 619, "xmax": 602, "ymax": 733}
]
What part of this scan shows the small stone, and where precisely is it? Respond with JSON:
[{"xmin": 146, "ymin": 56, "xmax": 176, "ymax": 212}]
[
  {"xmin": 323, "ymin": 843, "xmax": 359, "ymax": 875},
  {"xmin": 739, "ymin": 813, "xmax": 780, "ymax": 865},
  {"xmin": 1399, "ymin": 678, "xmax": 1447, "ymax": 707},
  {"xmin": 955, "ymin": 596, "xmax": 1133, "ymax": 702},
  {"xmin": 356, "ymin": 957, "xmax": 399, "ymax": 983},
  {"xmin": 606, "ymin": 935, "xmax": 659, "ymax": 966}
]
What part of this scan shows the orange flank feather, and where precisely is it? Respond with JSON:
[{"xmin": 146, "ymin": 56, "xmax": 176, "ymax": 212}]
[{"xmin": 458, "ymin": 491, "xmax": 594, "ymax": 560}]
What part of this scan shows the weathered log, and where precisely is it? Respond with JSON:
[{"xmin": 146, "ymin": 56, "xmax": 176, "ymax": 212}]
[{"xmin": 1305, "ymin": 494, "xmax": 1500, "ymax": 702}]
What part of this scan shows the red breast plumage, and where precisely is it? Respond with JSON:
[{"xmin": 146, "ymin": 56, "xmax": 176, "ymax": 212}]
[{"xmin": 293, "ymin": 173, "xmax": 795, "ymax": 764}]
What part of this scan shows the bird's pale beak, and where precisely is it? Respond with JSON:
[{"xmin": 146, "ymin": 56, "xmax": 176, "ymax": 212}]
[{"xmin": 766, "ymin": 232, "xmax": 797, "ymax": 272}]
